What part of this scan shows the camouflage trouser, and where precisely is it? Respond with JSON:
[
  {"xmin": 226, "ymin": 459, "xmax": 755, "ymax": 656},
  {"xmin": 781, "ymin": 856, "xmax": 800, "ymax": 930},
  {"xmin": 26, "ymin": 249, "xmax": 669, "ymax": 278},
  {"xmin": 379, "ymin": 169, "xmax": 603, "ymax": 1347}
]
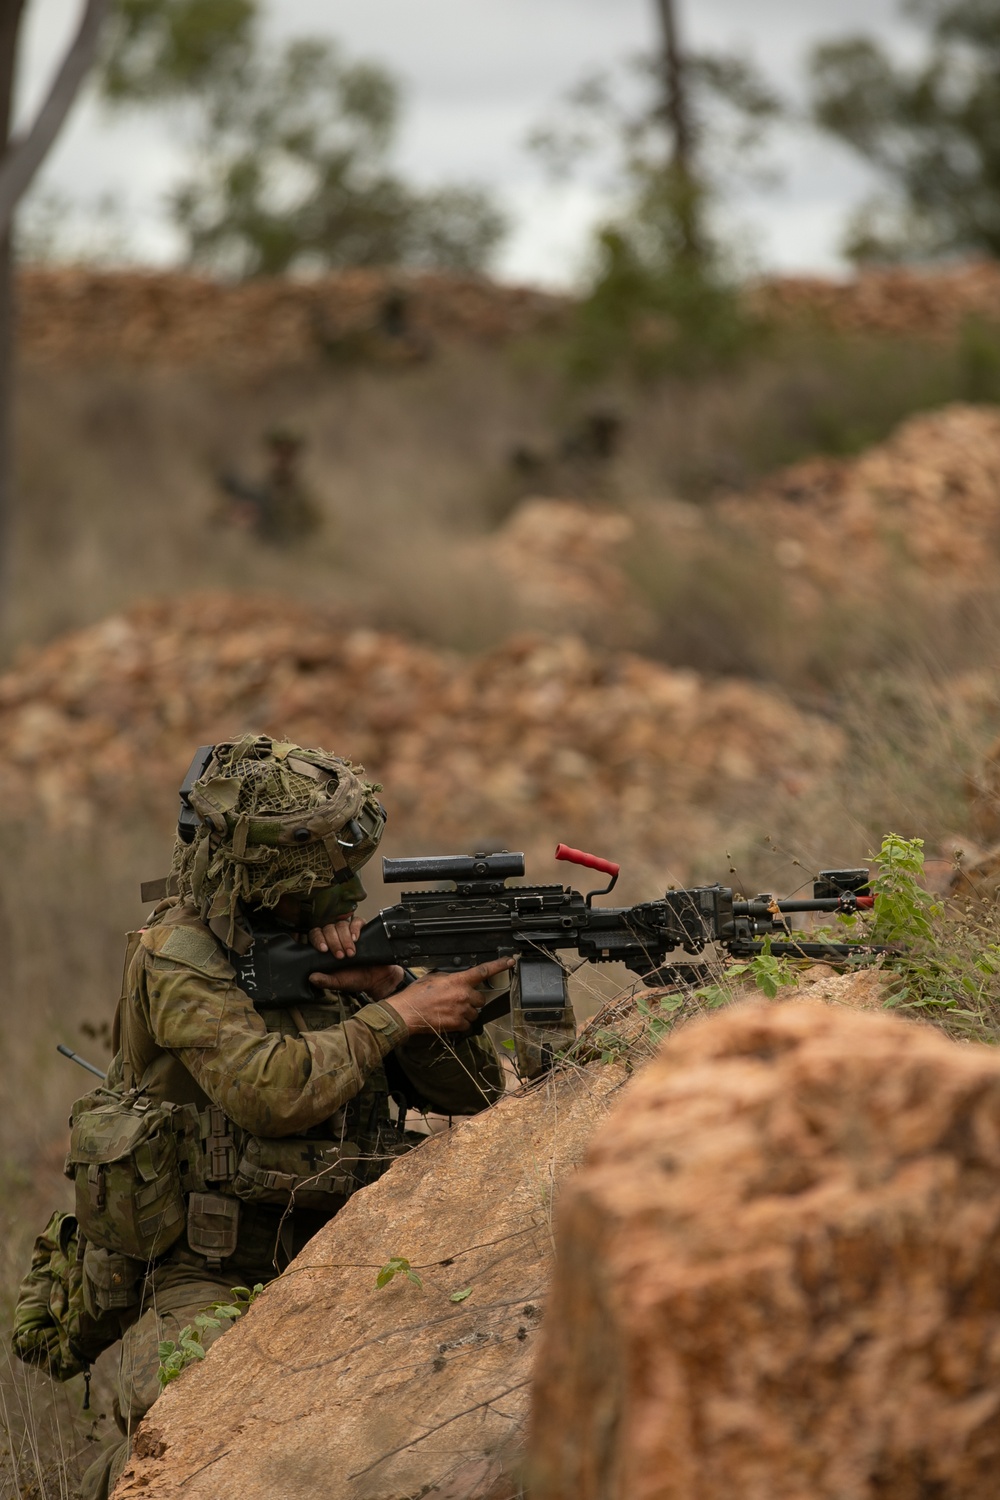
[{"xmin": 78, "ymin": 1262, "xmax": 238, "ymax": 1500}]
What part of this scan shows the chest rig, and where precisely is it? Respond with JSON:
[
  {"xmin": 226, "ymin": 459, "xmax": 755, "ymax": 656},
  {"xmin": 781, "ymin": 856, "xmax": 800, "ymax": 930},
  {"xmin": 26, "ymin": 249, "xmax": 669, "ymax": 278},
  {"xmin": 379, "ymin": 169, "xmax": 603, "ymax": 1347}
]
[
  {"xmin": 69, "ymin": 922, "xmax": 410, "ymax": 1280},
  {"xmin": 228, "ymin": 922, "xmax": 411, "ymax": 1199}
]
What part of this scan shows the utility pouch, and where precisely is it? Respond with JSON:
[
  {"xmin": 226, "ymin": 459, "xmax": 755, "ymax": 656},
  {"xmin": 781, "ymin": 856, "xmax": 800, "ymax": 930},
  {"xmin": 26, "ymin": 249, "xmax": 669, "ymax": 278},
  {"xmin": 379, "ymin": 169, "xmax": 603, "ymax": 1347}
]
[
  {"xmin": 67, "ymin": 1089, "xmax": 191, "ymax": 1261},
  {"xmin": 231, "ymin": 1136, "xmax": 360, "ymax": 1208},
  {"xmin": 186, "ymin": 1192, "xmax": 240, "ymax": 1265},
  {"xmin": 81, "ymin": 1244, "xmax": 142, "ymax": 1316},
  {"xmin": 12, "ymin": 1212, "xmax": 122, "ymax": 1381}
]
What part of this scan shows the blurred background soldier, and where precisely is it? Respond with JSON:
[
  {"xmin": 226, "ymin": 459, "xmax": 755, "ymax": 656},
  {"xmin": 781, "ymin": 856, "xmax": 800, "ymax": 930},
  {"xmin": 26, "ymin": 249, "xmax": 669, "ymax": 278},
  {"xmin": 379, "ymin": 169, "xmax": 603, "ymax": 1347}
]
[{"xmin": 216, "ymin": 428, "xmax": 322, "ymax": 545}]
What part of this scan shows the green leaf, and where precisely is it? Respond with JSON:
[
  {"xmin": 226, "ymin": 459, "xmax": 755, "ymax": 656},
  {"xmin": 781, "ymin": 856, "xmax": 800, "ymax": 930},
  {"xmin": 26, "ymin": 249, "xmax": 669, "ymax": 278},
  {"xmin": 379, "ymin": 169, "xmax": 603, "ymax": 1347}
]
[
  {"xmin": 501, "ymin": 1038, "xmax": 516, "ymax": 1051},
  {"xmin": 377, "ymin": 1255, "xmax": 420, "ymax": 1289},
  {"xmin": 449, "ymin": 1288, "xmax": 473, "ymax": 1303}
]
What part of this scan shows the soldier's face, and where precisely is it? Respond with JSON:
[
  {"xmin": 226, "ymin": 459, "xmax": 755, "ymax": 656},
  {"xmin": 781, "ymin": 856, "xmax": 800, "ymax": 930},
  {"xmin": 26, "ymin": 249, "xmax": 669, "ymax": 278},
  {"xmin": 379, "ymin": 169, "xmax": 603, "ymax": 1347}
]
[{"xmin": 273, "ymin": 875, "xmax": 367, "ymax": 932}]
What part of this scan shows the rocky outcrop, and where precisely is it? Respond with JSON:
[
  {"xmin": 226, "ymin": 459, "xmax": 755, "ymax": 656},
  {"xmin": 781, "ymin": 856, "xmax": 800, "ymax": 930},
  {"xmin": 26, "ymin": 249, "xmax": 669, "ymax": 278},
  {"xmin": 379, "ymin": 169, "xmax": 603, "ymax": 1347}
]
[
  {"xmin": 17, "ymin": 269, "xmax": 567, "ymax": 373},
  {"xmin": 18, "ymin": 264, "xmax": 1000, "ymax": 374},
  {"xmin": 0, "ymin": 592, "xmax": 841, "ymax": 887},
  {"xmin": 469, "ymin": 499, "xmax": 653, "ymax": 647},
  {"xmin": 751, "ymin": 261, "xmax": 1000, "ymax": 338},
  {"xmin": 717, "ymin": 403, "xmax": 1000, "ymax": 604},
  {"xmin": 111, "ymin": 1056, "xmax": 629, "ymax": 1500},
  {"xmin": 528, "ymin": 1000, "xmax": 1000, "ymax": 1500}
]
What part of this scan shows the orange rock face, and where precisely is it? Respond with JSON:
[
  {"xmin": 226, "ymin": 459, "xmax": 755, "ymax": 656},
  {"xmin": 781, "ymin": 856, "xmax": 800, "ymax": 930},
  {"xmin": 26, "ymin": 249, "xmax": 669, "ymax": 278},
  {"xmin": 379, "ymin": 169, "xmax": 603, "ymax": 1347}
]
[
  {"xmin": 528, "ymin": 1001, "xmax": 1000, "ymax": 1500},
  {"xmin": 0, "ymin": 592, "xmax": 841, "ymax": 889},
  {"xmin": 717, "ymin": 404, "xmax": 1000, "ymax": 602}
]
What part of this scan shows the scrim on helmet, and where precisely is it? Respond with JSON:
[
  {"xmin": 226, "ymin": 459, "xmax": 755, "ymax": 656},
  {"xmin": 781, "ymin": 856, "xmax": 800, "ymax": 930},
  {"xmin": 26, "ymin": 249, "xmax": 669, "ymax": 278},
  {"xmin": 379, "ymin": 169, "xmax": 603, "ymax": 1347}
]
[{"xmin": 170, "ymin": 734, "xmax": 386, "ymax": 952}]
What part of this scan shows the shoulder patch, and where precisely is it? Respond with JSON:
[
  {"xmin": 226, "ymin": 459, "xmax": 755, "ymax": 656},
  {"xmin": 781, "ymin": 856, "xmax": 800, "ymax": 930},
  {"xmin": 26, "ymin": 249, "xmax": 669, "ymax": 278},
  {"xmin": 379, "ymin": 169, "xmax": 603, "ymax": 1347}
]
[{"xmin": 141, "ymin": 922, "xmax": 234, "ymax": 980}]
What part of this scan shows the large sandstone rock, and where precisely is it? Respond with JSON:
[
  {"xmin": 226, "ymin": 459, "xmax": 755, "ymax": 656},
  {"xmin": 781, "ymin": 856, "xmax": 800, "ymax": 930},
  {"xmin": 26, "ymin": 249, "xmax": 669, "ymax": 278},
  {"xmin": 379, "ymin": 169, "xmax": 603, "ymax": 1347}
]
[
  {"xmin": 112, "ymin": 1059, "xmax": 627, "ymax": 1500},
  {"xmin": 528, "ymin": 1001, "xmax": 1000, "ymax": 1500}
]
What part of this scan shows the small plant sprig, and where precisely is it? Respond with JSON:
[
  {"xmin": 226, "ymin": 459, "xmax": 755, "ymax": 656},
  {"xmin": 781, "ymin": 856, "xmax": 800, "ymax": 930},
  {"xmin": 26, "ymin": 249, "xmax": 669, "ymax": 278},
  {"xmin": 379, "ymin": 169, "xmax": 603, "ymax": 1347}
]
[
  {"xmin": 157, "ymin": 1284, "xmax": 262, "ymax": 1389},
  {"xmin": 690, "ymin": 937, "xmax": 796, "ymax": 1009},
  {"xmin": 866, "ymin": 833, "xmax": 1000, "ymax": 1036},
  {"xmin": 870, "ymin": 833, "xmax": 942, "ymax": 946},
  {"xmin": 745, "ymin": 938, "xmax": 797, "ymax": 999},
  {"xmin": 636, "ymin": 993, "xmax": 685, "ymax": 1042},
  {"xmin": 376, "ymin": 1256, "xmax": 423, "ymax": 1290}
]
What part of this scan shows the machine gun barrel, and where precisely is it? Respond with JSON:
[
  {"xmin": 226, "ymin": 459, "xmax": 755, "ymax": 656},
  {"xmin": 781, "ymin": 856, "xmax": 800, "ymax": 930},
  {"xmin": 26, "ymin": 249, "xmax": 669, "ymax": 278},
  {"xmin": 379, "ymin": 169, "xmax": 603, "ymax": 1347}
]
[{"xmin": 734, "ymin": 895, "xmax": 875, "ymax": 917}]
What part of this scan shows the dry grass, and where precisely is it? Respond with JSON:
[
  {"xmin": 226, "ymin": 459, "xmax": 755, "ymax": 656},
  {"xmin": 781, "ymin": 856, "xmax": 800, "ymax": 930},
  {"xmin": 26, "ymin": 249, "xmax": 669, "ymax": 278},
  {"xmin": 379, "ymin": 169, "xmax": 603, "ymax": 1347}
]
[
  {"xmin": 9, "ymin": 319, "xmax": 1000, "ymax": 657},
  {"xmin": 0, "ymin": 820, "xmax": 169, "ymax": 1499}
]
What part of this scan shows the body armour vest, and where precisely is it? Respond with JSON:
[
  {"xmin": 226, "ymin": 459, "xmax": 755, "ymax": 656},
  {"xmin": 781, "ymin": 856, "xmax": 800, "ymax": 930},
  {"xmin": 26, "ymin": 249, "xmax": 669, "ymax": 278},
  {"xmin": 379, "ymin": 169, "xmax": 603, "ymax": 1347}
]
[{"xmin": 68, "ymin": 914, "xmax": 415, "ymax": 1275}]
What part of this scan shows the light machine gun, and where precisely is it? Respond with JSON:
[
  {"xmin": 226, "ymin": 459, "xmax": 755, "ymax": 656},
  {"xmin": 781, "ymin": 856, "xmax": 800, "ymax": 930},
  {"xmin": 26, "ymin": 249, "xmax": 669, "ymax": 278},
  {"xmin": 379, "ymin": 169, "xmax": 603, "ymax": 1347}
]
[{"xmin": 233, "ymin": 845, "xmax": 881, "ymax": 1075}]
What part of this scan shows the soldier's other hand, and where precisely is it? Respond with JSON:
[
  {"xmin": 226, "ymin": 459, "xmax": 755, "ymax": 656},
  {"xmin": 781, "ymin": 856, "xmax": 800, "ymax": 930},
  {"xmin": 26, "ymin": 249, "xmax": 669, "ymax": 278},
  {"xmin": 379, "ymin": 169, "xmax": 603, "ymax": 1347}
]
[
  {"xmin": 387, "ymin": 958, "xmax": 514, "ymax": 1037},
  {"xmin": 309, "ymin": 964, "xmax": 406, "ymax": 1002},
  {"xmin": 309, "ymin": 915, "xmax": 364, "ymax": 959}
]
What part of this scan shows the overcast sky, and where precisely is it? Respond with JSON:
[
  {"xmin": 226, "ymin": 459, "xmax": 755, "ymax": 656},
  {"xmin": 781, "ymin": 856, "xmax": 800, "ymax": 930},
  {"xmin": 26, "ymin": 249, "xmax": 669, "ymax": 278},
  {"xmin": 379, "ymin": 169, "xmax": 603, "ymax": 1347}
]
[{"xmin": 20, "ymin": 0, "xmax": 918, "ymax": 285}]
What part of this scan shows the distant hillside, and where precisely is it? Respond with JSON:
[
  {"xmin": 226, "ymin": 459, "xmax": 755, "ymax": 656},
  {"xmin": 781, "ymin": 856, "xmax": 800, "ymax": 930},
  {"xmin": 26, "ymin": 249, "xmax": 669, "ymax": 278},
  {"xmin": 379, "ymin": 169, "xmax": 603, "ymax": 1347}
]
[
  {"xmin": 16, "ymin": 268, "xmax": 569, "ymax": 375},
  {"xmin": 15, "ymin": 261, "xmax": 1000, "ymax": 374}
]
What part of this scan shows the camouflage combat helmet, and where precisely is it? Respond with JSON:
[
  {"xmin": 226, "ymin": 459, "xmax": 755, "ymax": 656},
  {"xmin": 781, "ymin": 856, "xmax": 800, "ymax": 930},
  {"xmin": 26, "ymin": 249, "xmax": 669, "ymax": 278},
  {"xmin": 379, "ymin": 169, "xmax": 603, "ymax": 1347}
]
[{"xmin": 171, "ymin": 734, "xmax": 386, "ymax": 951}]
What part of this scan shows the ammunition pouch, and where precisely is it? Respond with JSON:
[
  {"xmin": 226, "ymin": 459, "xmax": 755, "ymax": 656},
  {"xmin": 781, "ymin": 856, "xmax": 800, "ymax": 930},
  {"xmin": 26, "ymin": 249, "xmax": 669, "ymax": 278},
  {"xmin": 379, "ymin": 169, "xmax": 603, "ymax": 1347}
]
[
  {"xmin": 189, "ymin": 1106, "xmax": 237, "ymax": 1191},
  {"xmin": 66, "ymin": 1089, "xmax": 196, "ymax": 1262},
  {"xmin": 186, "ymin": 1191, "xmax": 240, "ymax": 1263},
  {"xmin": 511, "ymin": 958, "xmax": 577, "ymax": 1080},
  {"xmin": 81, "ymin": 1244, "xmax": 143, "ymax": 1316},
  {"xmin": 67, "ymin": 1086, "xmax": 360, "ymax": 1270}
]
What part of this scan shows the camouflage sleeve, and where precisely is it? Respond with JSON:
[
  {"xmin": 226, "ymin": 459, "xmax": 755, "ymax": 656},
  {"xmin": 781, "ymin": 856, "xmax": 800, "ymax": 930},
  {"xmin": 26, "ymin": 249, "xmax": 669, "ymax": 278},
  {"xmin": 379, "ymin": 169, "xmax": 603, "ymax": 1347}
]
[
  {"xmin": 391, "ymin": 1030, "xmax": 505, "ymax": 1115},
  {"xmin": 144, "ymin": 958, "xmax": 409, "ymax": 1137}
]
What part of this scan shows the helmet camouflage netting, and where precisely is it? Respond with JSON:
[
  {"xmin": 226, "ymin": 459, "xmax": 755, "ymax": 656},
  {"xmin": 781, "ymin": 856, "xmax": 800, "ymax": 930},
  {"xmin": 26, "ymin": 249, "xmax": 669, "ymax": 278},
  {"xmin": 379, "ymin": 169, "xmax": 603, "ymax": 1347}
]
[{"xmin": 171, "ymin": 734, "xmax": 386, "ymax": 951}]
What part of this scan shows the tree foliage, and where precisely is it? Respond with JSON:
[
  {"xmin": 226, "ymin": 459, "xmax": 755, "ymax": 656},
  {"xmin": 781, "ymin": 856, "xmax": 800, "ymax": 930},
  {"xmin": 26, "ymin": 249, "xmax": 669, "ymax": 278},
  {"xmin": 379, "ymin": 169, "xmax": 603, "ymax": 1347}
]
[
  {"xmin": 99, "ymin": 0, "xmax": 503, "ymax": 277},
  {"xmin": 531, "ymin": 40, "xmax": 780, "ymax": 379},
  {"xmin": 102, "ymin": 0, "xmax": 255, "ymax": 99},
  {"xmin": 810, "ymin": 0, "xmax": 1000, "ymax": 261}
]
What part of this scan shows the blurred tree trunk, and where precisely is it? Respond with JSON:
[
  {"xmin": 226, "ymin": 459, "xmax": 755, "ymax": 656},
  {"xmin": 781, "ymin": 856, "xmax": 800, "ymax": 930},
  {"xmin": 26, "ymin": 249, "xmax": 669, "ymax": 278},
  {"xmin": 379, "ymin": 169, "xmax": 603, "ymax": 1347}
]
[
  {"xmin": 654, "ymin": 0, "xmax": 693, "ymax": 173},
  {"xmin": 0, "ymin": 0, "xmax": 26, "ymax": 623},
  {"xmin": 0, "ymin": 0, "xmax": 107, "ymax": 623},
  {"xmin": 652, "ymin": 0, "xmax": 701, "ymax": 261}
]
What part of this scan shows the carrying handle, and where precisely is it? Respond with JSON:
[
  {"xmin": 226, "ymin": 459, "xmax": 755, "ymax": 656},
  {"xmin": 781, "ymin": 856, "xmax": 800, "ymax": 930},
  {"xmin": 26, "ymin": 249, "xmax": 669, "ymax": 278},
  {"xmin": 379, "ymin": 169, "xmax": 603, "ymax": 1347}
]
[
  {"xmin": 555, "ymin": 844, "xmax": 620, "ymax": 905},
  {"xmin": 555, "ymin": 844, "xmax": 620, "ymax": 878}
]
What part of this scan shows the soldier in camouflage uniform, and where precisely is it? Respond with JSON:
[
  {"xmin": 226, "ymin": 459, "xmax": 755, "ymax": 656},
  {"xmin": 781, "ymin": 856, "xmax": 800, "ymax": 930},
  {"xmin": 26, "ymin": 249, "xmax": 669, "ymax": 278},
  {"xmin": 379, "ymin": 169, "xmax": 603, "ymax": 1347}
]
[{"xmin": 71, "ymin": 735, "xmax": 506, "ymax": 1499}]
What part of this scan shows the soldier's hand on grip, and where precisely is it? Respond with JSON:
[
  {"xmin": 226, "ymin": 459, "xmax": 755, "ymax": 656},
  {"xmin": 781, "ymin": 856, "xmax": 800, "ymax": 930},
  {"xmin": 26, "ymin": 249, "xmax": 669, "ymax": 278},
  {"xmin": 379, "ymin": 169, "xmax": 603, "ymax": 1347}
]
[
  {"xmin": 308, "ymin": 963, "xmax": 406, "ymax": 1002},
  {"xmin": 309, "ymin": 915, "xmax": 364, "ymax": 959},
  {"xmin": 385, "ymin": 958, "xmax": 515, "ymax": 1036}
]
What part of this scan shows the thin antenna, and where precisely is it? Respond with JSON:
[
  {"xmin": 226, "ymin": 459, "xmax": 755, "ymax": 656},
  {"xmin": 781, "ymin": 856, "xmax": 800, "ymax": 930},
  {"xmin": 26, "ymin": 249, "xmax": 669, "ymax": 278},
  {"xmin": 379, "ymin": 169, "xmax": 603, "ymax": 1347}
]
[{"xmin": 56, "ymin": 1044, "xmax": 106, "ymax": 1081}]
